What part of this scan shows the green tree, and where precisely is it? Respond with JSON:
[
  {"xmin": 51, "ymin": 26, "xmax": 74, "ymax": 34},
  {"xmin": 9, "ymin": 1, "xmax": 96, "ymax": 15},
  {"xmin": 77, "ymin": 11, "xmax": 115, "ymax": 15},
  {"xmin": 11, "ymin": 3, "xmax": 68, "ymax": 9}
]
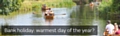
[
  {"xmin": 98, "ymin": 0, "xmax": 120, "ymax": 20},
  {"xmin": 0, "ymin": 0, "xmax": 24, "ymax": 15}
]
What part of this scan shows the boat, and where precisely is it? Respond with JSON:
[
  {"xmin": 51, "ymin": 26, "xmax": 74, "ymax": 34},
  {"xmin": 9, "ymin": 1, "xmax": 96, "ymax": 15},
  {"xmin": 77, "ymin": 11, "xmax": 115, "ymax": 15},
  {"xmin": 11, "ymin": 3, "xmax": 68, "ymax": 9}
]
[{"xmin": 44, "ymin": 13, "xmax": 54, "ymax": 19}]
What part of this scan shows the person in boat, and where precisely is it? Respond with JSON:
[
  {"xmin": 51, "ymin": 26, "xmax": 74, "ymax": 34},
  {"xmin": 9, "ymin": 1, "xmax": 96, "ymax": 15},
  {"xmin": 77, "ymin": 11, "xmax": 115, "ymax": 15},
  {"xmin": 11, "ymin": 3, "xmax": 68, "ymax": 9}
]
[
  {"xmin": 90, "ymin": 2, "xmax": 94, "ymax": 7},
  {"xmin": 89, "ymin": 2, "xmax": 94, "ymax": 10},
  {"xmin": 114, "ymin": 23, "xmax": 118, "ymax": 32},
  {"xmin": 115, "ymin": 25, "xmax": 120, "ymax": 35},
  {"xmin": 44, "ymin": 8, "xmax": 54, "ymax": 25},
  {"xmin": 41, "ymin": 4, "xmax": 47, "ymax": 12},
  {"xmin": 104, "ymin": 20, "xmax": 115, "ymax": 36},
  {"xmin": 45, "ymin": 8, "xmax": 54, "ymax": 16}
]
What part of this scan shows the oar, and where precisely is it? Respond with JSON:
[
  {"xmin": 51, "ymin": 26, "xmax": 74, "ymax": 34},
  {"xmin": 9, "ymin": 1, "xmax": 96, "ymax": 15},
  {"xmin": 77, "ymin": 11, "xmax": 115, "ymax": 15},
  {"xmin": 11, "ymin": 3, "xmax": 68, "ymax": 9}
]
[{"xmin": 55, "ymin": 13, "xmax": 66, "ymax": 15}]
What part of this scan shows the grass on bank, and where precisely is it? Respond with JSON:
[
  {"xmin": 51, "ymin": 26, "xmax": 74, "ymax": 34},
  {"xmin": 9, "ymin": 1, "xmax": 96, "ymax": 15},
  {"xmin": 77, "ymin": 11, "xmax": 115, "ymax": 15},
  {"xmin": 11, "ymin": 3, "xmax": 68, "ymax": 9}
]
[{"xmin": 0, "ymin": 0, "xmax": 76, "ymax": 18}]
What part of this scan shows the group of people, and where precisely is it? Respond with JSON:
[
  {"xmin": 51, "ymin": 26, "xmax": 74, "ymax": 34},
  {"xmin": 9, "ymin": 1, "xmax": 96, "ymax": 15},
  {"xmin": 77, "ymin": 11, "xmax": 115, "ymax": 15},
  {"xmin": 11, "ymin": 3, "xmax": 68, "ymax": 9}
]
[
  {"xmin": 104, "ymin": 20, "xmax": 120, "ymax": 36},
  {"xmin": 41, "ymin": 4, "xmax": 54, "ymax": 16}
]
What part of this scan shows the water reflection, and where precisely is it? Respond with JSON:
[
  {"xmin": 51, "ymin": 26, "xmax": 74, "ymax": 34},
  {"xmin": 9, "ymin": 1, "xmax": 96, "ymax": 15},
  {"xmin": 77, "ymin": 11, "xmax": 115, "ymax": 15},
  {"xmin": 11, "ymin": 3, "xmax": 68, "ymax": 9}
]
[
  {"xmin": 45, "ymin": 18, "xmax": 54, "ymax": 25},
  {"xmin": 69, "ymin": 5, "xmax": 107, "ymax": 36}
]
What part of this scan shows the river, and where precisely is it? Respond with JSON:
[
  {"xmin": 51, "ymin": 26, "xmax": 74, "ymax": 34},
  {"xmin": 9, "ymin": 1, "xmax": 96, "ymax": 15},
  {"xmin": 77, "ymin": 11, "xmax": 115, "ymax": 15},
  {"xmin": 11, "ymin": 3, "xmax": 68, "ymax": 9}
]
[{"xmin": 0, "ymin": 5, "xmax": 107, "ymax": 36}]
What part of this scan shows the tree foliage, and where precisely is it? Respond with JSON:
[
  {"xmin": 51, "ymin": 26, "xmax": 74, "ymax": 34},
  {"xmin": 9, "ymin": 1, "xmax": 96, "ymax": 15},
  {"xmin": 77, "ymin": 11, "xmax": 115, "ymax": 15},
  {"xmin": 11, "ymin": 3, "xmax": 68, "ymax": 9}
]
[
  {"xmin": 98, "ymin": 0, "xmax": 120, "ymax": 20},
  {"xmin": 0, "ymin": 0, "xmax": 24, "ymax": 15},
  {"xmin": 111, "ymin": 0, "xmax": 120, "ymax": 12},
  {"xmin": 99, "ymin": 0, "xmax": 120, "ymax": 13}
]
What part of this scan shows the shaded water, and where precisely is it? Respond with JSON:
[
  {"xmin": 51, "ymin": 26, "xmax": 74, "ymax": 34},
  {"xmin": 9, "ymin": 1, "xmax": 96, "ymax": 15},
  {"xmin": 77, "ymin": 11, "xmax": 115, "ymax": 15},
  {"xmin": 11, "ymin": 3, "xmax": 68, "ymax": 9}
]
[
  {"xmin": 69, "ymin": 5, "xmax": 106, "ymax": 36},
  {"xmin": 0, "ymin": 5, "xmax": 108, "ymax": 36}
]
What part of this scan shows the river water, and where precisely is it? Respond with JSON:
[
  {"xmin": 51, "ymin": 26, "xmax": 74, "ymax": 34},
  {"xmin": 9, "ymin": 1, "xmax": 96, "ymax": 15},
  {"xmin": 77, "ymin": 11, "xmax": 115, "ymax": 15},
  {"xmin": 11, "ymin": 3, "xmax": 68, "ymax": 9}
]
[{"xmin": 0, "ymin": 5, "xmax": 107, "ymax": 36}]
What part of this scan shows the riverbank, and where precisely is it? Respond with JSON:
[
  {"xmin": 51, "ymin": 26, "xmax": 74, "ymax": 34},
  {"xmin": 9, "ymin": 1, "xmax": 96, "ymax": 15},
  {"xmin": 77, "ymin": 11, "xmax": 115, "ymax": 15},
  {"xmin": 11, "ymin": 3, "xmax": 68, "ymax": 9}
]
[{"xmin": 0, "ymin": 0, "xmax": 76, "ymax": 18}]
